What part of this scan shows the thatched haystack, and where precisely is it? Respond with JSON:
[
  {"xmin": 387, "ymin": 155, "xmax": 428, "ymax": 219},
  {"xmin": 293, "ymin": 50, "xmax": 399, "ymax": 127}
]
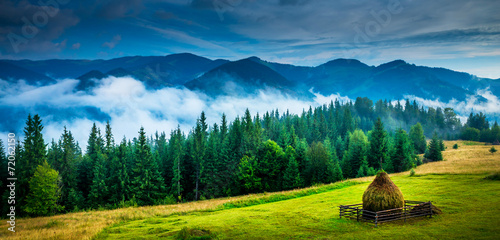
[{"xmin": 362, "ymin": 170, "xmax": 404, "ymax": 212}]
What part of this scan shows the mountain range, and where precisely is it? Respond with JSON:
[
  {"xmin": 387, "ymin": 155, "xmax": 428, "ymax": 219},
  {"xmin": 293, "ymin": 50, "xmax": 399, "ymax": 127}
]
[{"xmin": 1, "ymin": 53, "xmax": 499, "ymax": 102}]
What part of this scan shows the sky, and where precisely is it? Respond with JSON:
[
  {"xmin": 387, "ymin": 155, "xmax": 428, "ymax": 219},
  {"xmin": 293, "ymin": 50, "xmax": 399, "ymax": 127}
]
[{"xmin": 0, "ymin": 0, "xmax": 500, "ymax": 78}]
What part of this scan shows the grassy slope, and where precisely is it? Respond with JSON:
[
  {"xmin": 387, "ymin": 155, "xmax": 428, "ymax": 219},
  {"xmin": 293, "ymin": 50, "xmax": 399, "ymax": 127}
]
[{"xmin": 1, "ymin": 141, "xmax": 499, "ymax": 239}]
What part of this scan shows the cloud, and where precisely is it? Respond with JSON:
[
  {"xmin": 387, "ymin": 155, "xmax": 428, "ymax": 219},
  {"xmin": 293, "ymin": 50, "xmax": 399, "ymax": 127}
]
[
  {"xmin": 404, "ymin": 87, "xmax": 500, "ymax": 122},
  {"xmin": 0, "ymin": 0, "xmax": 79, "ymax": 55},
  {"xmin": 0, "ymin": 76, "xmax": 351, "ymax": 150},
  {"xmin": 97, "ymin": 0, "xmax": 144, "ymax": 19},
  {"xmin": 72, "ymin": 42, "xmax": 81, "ymax": 49},
  {"xmin": 102, "ymin": 35, "xmax": 122, "ymax": 49}
]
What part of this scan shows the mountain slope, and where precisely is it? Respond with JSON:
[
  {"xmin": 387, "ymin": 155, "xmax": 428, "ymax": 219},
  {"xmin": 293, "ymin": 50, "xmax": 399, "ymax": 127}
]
[
  {"xmin": 0, "ymin": 61, "xmax": 55, "ymax": 84},
  {"xmin": 2, "ymin": 53, "xmax": 499, "ymax": 103},
  {"xmin": 185, "ymin": 58, "xmax": 300, "ymax": 96}
]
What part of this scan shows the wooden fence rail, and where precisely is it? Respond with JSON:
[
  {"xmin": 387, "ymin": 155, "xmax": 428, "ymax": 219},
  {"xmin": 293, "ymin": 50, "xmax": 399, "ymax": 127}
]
[{"xmin": 339, "ymin": 200, "xmax": 433, "ymax": 227}]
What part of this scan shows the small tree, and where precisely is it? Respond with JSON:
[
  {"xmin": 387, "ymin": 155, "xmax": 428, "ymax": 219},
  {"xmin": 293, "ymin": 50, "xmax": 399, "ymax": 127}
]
[
  {"xmin": 490, "ymin": 147, "xmax": 497, "ymax": 155},
  {"xmin": 452, "ymin": 144, "xmax": 459, "ymax": 149},
  {"xmin": 23, "ymin": 161, "xmax": 63, "ymax": 216},
  {"xmin": 424, "ymin": 133, "xmax": 443, "ymax": 162}
]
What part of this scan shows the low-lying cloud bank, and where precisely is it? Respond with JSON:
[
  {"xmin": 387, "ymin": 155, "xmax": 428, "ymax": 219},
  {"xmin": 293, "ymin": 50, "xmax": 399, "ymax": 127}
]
[
  {"xmin": 404, "ymin": 88, "xmax": 500, "ymax": 123},
  {"xmin": 1, "ymin": 76, "xmax": 499, "ymax": 149},
  {"xmin": 0, "ymin": 76, "xmax": 349, "ymax": 148}
]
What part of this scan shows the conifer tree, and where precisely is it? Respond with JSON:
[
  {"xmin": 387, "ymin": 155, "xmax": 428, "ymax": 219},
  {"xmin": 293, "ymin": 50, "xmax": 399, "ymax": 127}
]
[
  {"xmin": 220, "ymin": 118, "xmax": 244, "ymax": 195},
  {"xmin": 368, "ymin": 118, "xmax": 387, "ymax": 169},
  {"xmin": 89, "ymin": 152, "xmax": 109, "ymax": 207},
  {"xmin": 109, "ymin": 138, "xmax": 131, "ymax": 203},
  {"xmin": 283, "ymin": 146, "xmax": 302, "ymax": 190},
  {"xmin": 342, "ymin": 129, "xmax": 368, "ymax": 178},
  {"xmin": 201, "ymin": 124, "xmax": 222, "ymax": 198},
  {"xmin": 294, "ymin": 139, "xmax": 308, "ymax": 174},
  {"xmin": 191, "ymin": 112, "xmax": 208, "ymax": 200},
  {"xmin": 424, "ymin": 132, "xmax": 443, "ymax": 162},
  {"xmin": 409, "ymin": 123, "xmax": 427, "ymax": 154},
  {"xmin": 131, "ymin": 127, "xmax": 166, "ymax": 205},
  {"xmin": 19, "ymin": 114, "xmax": 47, "ymax": 213},
  {"xmin": 170, "ymin": 127, "xmax": 184, "ymax": 201},
  {"xmin": 236, "ymin": 155, "xmax": 262, "ymax": 194},
  {"xmin": 52, "ymin": 127, "xmax": 80, "ymax": 210},
  {"xmin": 104, "ymin": 121, "xmax": 115, "ymax": 156},
  {"xmin": 391, "ymin": 129, "xmax": 413, "ymax": 172},
  {"xmin": 305, "ymin": 142, "xmax": 335, "ymax": 184}
]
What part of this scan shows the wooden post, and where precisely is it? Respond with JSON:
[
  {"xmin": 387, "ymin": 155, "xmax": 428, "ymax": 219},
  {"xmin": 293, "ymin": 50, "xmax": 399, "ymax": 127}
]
[
  {"xmin": 339, "ymin": 206, "xmax": 342, "ymax": 219},
  {"xmin": 404, "ymin": 206, "xmax": 407, "ymax": 223},
  {"xmin": 375, "ymin": 212, "xmax": 378, "ymax": 227},
  {"xmin": 429, "ymin": 202, "xmax": 433, "ymax": 218},
  {"xmin": 356, "ymin": 208, "xmax": 359, "ymax": 222}
]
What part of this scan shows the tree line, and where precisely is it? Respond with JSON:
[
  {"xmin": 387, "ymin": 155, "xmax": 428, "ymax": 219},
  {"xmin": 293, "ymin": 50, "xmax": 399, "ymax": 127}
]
[{"xmin": 4, "ymin": 96, "xmax": 495, "ymax": 217}]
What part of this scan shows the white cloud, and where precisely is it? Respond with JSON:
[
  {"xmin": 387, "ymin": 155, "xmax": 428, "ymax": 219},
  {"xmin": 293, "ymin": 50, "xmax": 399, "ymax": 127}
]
[
  {"xmin": 404, "ymin": 87, "xmax": 500, "ymax": 122},
  {"xmin": 0, "ymin": 76, "xmax": 351, "ymax": 150},
  {"xmin": 102, "ymin": 35, "xmax": 122, "ymax": 49}
]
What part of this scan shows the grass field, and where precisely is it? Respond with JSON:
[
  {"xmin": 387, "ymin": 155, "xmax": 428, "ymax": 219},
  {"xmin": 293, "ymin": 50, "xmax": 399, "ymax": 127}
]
[{"xmin": 1, "ymin": 141, "xmax": 499, "ymax": 239}]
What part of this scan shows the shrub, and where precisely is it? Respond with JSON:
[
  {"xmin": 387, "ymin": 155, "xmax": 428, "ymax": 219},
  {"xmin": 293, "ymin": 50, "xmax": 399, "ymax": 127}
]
[
  {"xmin": 484, "ymin": 172, "xmax": 500, "ymax": 181},
  {"xmin": 453, "ymin": 144, "xmax": 459, "ymax": 149},
  {"xmin": 410, "ymin": 168, "xmax": 416, "ymax": 177},
  {"xmin": 489, "ymin": 147, "xmax": 497, "ymax": 155}
]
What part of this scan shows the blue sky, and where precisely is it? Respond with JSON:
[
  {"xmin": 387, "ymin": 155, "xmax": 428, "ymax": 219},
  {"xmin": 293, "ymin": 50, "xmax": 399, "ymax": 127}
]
[{"xmin": 1, "ymin": 0, "xmax": 500, "ymax": 78}]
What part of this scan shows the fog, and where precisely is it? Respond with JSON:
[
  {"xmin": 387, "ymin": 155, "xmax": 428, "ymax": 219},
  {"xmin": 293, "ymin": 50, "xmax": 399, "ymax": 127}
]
[
  {"xmin": 0, "ymin": 76, "xmax": 349, "ymax": 149},
  {"xmin": 1, "ymin": 76, "xmax": 499, "ymax": 150}
]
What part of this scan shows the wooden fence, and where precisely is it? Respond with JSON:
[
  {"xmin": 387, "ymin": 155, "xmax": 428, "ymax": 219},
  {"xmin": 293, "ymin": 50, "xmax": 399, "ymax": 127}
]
[{"xmin": 339, "ymin": 200, "xmax": 433, "ymax": 227}]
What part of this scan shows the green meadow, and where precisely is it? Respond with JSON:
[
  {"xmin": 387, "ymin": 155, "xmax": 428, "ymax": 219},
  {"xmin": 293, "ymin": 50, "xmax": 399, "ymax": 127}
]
[{"xmin": 2, "ymin": 141, "xmax": 499, "ymax": 240}]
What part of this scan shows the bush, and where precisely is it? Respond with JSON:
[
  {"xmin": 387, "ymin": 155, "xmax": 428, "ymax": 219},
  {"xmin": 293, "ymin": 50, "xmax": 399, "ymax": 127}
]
[
  {"xmin": 453, "ymin": 144, "xmax": 459, "ymax": 149},
  {"xmin": 490, "ymin": 147, "xmax": 497, "ymax": 155},
  {"xmin": 484, "ymin": 173, "xmax": 500, "ymax": 181},
  {"xmin": 410, "ymin": 168, "xmax": 416, "ymax": 177}
]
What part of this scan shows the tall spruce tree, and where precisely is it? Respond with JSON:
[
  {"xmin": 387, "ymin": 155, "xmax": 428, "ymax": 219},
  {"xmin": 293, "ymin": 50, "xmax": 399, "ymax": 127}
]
[
  {"xmin": 305, "ymin": 142, "xmax": 335, "ymax": 184},
  {"xmin": 108, "ymin": 138, "xmax": 131, "ymax": 203},
  {"xmin": 368, "ymin": 118, "xmax": 387, "ymax": 169},
  {"xmin": 391, "ymin": 129, "xmax": 413, "ymax": 172},
  {"xmin": 409, "ymin": 123, "xmax": 427, "ymax": 154},
  {"xmin": 283, "ymin": 146, "xmax": 302, "ymax": 190},
  {"xmin": 342, "ymin": 129, "xmax": 368, "ymax": 178},
  {"xmin": 201, "ymin": 124, "xmax": 222, "ymax": 198},
  {"xmin": 131, "ymin": 127, "xmax": 166, "ymax": 205},
  {"xmin": 170, "ymin": 127, "xmax": 184, "ymax": 201},
  {"xmin": 52, "ymin": 127, "xmax": 80, "ymax": 210},
  {"xmin": 89, "ymin": 152, "xmax": 109, "ymax": 207},
  {"xmin": 191, "ymin": 112, "xmax": 208, "ymax": 201},
  {"xmin": 19, "ymin": 114, "xmax": 47, "ymax": 214}
]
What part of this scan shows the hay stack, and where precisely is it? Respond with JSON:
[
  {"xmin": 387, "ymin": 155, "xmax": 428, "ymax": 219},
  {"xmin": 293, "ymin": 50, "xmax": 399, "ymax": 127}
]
[{"xmin": 362, "ymin": 170, "xmax": 404, "ymax": 212}]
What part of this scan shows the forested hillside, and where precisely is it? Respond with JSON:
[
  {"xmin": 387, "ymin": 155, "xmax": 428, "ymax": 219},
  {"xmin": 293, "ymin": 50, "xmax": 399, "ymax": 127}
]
[{"xmin": 1, "ymin": 97, "xmax": 498, "ymax": 217}]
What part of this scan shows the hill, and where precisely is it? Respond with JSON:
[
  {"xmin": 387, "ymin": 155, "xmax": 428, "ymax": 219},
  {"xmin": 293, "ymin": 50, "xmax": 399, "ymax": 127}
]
[
  {"xmin": 185, "ymin": 58, "xmax": 300, "ymax": 97},
  {"xmin": 2, "ymin": 53, "xmax": 498, "ymax": 103},
  {"xmin": 1, "ymin": 141, "xmax": 499, "ymax": 240}
]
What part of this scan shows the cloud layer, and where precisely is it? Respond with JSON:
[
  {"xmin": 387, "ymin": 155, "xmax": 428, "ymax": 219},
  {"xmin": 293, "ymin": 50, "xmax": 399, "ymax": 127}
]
[
  {"xmin": 1, "ymin": 75, "xmax": 499, "ymax": 149},
  {"xmin": 0, "ymin": 76, "xmax": 349, "ymax": 149}
]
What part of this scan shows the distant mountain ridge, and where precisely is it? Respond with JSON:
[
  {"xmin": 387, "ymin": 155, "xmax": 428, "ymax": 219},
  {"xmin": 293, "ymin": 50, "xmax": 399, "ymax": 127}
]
[{"xmin": 1, "ymin": 53, "xmax": 498, "ymax": 102}]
